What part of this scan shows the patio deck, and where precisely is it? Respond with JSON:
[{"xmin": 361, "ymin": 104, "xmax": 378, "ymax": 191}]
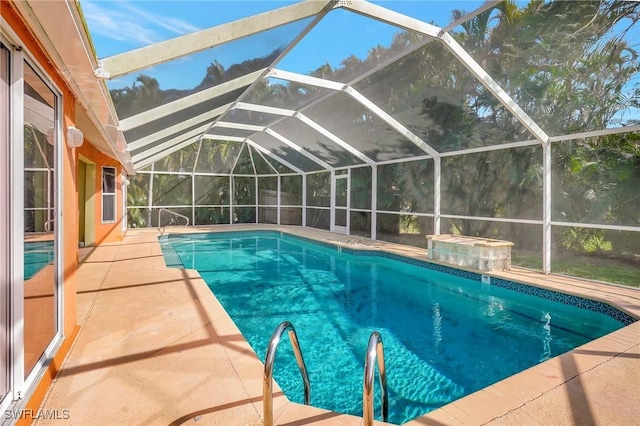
[{"xmin": 35, "ymin": 225, "xmax": 640, "ymax": 425}]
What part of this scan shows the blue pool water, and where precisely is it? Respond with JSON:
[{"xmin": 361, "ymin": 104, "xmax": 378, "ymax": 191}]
[
  {"xmin": 160, "ymin": 231, "xmax": 628, "ymax": 424},
  {"xmin": 25, "ymin": 241, "xmax": 54, "ymax": 279}
]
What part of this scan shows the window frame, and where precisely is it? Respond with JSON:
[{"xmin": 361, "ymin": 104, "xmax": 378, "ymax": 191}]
[{"xmin": 101, "ymin": 166, "xmax": 117, "ymax": 223}]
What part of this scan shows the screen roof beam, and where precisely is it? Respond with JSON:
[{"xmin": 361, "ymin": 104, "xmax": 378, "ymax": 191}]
[
  {"xmin": 96, "ymin": 1, "xmax": 335, "ymax": 79},
  {"xmin": 117, "ymin": 69, "xmax": 263, "ymax": 131},
  {"xmin": 344, "ymin": 0, "xmax": 550, "ymax": 144}
]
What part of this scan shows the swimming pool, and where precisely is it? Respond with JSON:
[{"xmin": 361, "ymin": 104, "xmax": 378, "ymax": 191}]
[
  {"xmin": 160, "ymin": 231, "xmax": 632, "ymax": 424},
  {"xmin": 24, "ymin": 240, "xmax": 54, "ymax": 279}
]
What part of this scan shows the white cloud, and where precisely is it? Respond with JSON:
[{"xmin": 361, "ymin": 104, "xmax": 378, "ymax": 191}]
[
  {"xmin": 117, "ymin": 1, "xmax": 200, "ymax": 36},
  {"xmin": 80, "ymin": 0, "xmax": 200, "ymax": 48}
]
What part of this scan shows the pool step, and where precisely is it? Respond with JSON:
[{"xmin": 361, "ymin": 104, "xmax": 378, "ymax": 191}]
[{"xmin": 159, "ymin": 242, "xmax": 184, "ymax": 268}]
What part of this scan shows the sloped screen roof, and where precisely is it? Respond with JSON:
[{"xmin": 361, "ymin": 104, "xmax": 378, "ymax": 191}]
[{"xmin": 85, "ymin": 0, "xmax": 640, "ymax": 173}]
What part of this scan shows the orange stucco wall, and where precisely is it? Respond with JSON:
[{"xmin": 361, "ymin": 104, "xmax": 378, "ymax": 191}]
[{"xmin": 2, "ymin": 2, "xmax": 123, "ymax": 422}]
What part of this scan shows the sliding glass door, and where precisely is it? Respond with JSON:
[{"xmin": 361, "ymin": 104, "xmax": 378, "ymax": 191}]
[{"xmin": 0, "ymin": 32, "xmax": 62, "ymax": 411}]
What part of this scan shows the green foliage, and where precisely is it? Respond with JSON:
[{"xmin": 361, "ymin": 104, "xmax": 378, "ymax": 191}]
[
  {"xmin": 110, "ymin": 48, "xmax": 284, "ymax": 119},
  {"xmin": 560, "ymin": 228, "xmax": 610, "ymax": 253}
]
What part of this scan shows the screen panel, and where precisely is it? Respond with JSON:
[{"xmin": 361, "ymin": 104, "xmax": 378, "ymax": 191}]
[
  {"xmin": 109, "ymin": 17, "xmax": 313, "ymax": 118},
  {"xmin": 442, "ymin": 146, "xmax": 542, "ymax": 220},
  {"xmin": 152, "ymin": 174, "xmax": 192, "ymax": 206},
  {"xmin": 281, "ymin": 175, "xmax": 303, "ymax": 205},
  {"xmin": 195, "ymin": 207, "xmax": 231, "ymax": 225},
  {"xmin": 552, "ymin": 136, "xmax": 639, "ymax": 227},
  {"xmin": 249, "ymin": 131, "xmax": 325, "ymax": 172},
  {"xmin": 306, "ymin": 208, "xmax": 330, "ymax": 230},
  {"xmin": 151, "ymin": 143, "xmax": 199, "ymax": 172},
  {"xmin": 305, "ymin": 92, "xmax": 428, "ymax": 161},
  {"xmin": 376, "ymin": 213, "xmax": 433, "ymax": 248},
  {"xmin": 278, "ymin": 7, "xmax": 428, "ymax": 84},
  {"xmin": 350, "ymin": 167, "xmax": 372, "ymax": 210},
  {"xmin": 272, "ymin": 117, "xmax": 364, "ymax": 167},
  {"xmin": 194, "ymin": 176, "xmax": 230, "ymax": 205},
  {"xmin": 454, "ymin": 1, "xmax": 640, "ymax": 136},
  {"xmin": 353, "ymin": 42, "xmax": 536, "ymax": 152},
  {"xmin": 551, "ymin": 226, "xmax": 640, "ymax": 286},
  {"xmin": 377, "ymin": 160, "xmax": 433, "ymax": 214},
  {"xmin": 195, "ymin": 140, "xmax": 243, "ymax": 174},
  {"xmin": 306, "ymin": 172, "xmax": 331, "ymax": 207}
]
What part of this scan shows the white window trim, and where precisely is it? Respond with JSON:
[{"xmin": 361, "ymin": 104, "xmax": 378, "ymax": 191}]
[{"xmin": 101, "ymin": 166, "xmax": 117, "ymax": 223}]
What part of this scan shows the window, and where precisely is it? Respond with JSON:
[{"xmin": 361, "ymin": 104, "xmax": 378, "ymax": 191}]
[{"xmin": 102, "ymin": 167, "xmax": 116, "ymax": 222}]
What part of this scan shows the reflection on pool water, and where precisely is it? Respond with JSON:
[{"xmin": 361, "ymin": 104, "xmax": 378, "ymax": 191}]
[
  {"xmin": 161, "ymin": 231, "xmax": 629, "ymax": 424},
  {"xmin": 25, "ymin": 240, "xmax": 54, "ymax": 279}
]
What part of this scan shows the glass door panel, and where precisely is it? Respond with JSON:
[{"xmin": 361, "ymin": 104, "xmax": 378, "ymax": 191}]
[
  {"xmin": 333, "ymin": 175, "xmax": 348, "ymax": 233},
  {"xmin": 23, "ymin": 61, "xmax": 57, "ymax": 379}
]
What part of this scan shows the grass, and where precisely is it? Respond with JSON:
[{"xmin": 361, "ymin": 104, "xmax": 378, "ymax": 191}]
[
  {"xmin": 513, "ymin": 251, "xmax": 640, "ymax": 288},
  {"xmin": 375, "ymin": 230, "xmax": 639, "ymax": 288}
]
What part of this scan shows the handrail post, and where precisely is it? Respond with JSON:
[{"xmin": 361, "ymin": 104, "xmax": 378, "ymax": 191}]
[
  {"xmin": 157, "ymin": 208, "xmax": 190, "ymax": 231},
  {"xmin": 264, "ymin": 321, "xmax": 310, "ymax": 426},
  {"xmin": 363, "ymin": 331, "xmax": 388, "ymax": 425}
]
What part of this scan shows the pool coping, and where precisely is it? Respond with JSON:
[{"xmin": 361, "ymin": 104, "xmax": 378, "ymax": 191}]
[{"xmin": 157, "ymin": 224, "xmax": 640, "ymax": 425}]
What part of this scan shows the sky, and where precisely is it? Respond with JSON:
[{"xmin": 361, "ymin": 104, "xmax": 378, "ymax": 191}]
[{"xmin": 80, "ymin": 0, "xmax": 480, "ymax": 91}]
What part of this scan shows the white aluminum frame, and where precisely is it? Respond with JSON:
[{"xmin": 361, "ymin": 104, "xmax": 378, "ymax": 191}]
[
  {"xmin": 126, "ymin": 104, "xmax": 232, "ymax": 151},
  {"xmin": 233, "ymin": 101, "xmax": 374, "ymax": 167},
  {"xmin": 134, "ymin": 135, "xmax": 201, "ymax": 170},
  {"xmin": 97, "ymin": 1, "xmax": 334, "ymax": 79},
  {"xmin": 543, "ymin": 143, "xmax": 552, "ymax": 273},
  {"xmin": 296, "ymin": 112, "xmax": 375, "ymax": 165},
  {"xmin": 117, "ymin": 69, "xmax": 262, "ymax": 131},
  {"xmin": 101, "ymin": 166, "xmax": 118, "ymax": 223},
  {"xmin": 441, "ymin": 1, "xmax": 503, "ymax": 33},
  {"xmin": 0, "ymin": 40, "xmax": 12, "ymax": 410},
  {"xmin": 267, "ymin": 69, "xmax": 440, "ymax": 157},
  {"xmin": 102, "ymin": 0, "xmax": 640, "ymax": 283},
  {"xmin": 246, "ymin": 139, "xmax": 304, "ymax": 174},
  {"xmin": 130, "ymin": 124, "xmax": 214, "ymax": 163},
  {"xmin": 332, "ymin": 172, "xmax": 349, "ymax": 234},
  {"xmin": 265, "ymin": 128, "xmax": 333, "ymax": 171},
  {"xmin": 9, "ymin": 41, "xmax": 26, "ymax": 402}
]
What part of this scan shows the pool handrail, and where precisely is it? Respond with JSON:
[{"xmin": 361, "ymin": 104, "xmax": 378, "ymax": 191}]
[
  {"xmin": 363, "ymin": 331, "xmax": 388, "ymax": 425},
  {"xmin": 44, "ymin": 219, "xmax": 54, "ymax": 232},
  {"xmin": 157, "ymin": 208, "xmax": 189, "ymax": 232},
  {"xmin": 263, "ymin": 321, "xmax": 310, "ymax": 426}
]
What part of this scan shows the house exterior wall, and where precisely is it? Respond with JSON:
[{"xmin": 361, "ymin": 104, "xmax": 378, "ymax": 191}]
[{"xmin": 1, "ymin": 3, "xmax": 125, "ymax": 423}]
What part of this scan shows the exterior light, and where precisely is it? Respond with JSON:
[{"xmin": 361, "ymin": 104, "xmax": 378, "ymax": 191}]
[
  {"xmin": 66, "ymin": 126, "xmax": 84, "ymax": 148},
  {"xmin": 47, "ymin": 126, "xmax": 84, "ymax": 148}
]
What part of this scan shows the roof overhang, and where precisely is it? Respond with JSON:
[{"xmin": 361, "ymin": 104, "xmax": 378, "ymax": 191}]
[{"xmin": 10, "ymin": 0, "xmax": 134, "ymax": 174}]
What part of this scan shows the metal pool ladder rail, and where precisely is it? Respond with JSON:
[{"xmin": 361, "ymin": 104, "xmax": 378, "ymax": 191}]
[
  {"xmin": 263, "ymin": 321, "xmax": 310, "ymax": 426},
  {"xmin": 157, "ymin": 208, "xmax": 189, "ymax": 232},
  {"xmin": 363, "ymin": 331, "xmax": 389, "ymax": 425}
]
